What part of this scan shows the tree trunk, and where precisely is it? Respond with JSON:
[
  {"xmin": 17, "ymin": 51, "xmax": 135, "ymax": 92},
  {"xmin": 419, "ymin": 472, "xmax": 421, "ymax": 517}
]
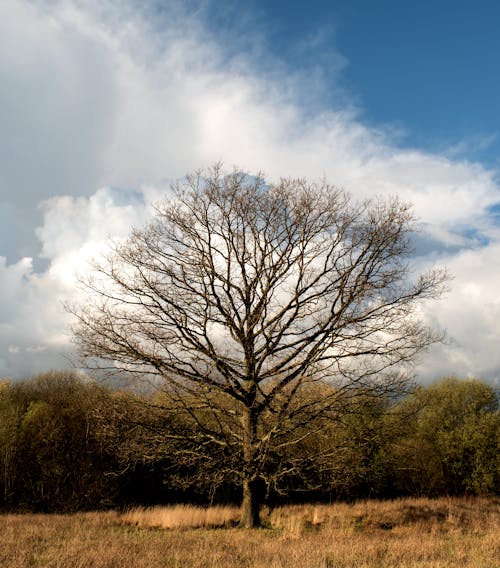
[
  {"xmin": 239, "ymin": 406, "xmax": 261, "ymax": 528},
  {"xmin": 240, "ymin": 478, "xmax": 261, "ymax": 528}
]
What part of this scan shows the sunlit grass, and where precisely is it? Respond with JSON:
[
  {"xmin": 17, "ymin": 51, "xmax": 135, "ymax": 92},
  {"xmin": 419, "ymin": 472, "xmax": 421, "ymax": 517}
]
[
  {"xmin": 0, "ymin": 497, "xmax": 498, "ymax": 567},
  {"xmin": 122, "ymin": 503, "xmax": 239, "ymax": 529}
]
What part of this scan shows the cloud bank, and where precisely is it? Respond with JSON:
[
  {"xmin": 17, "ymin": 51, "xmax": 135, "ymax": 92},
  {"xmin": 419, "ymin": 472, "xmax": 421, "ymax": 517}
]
[{"xmin": 1, "ymin": 0, "xmax": 500, "ymax": 382}]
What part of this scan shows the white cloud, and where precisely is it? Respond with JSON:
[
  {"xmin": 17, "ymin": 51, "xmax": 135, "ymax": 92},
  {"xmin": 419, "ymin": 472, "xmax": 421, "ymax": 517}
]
[
  {"xmin": 417, "ymin": 240, "xmax": 500, "ymax": 384},
  {"xmin": 0, "ymin": 255, "xmax": 70, "ymax": 377},
  {"xmin": 0, "ymin": 184, "xmax": 161, "ymax": 377},
  {"xmin": 1, "ymin": 0, "xmax": 500, "ymax": 381}
]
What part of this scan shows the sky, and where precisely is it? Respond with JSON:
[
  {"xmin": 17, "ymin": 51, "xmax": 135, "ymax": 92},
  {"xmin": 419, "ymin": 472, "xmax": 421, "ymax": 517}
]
[{"xmin": 1, "ymin": 0, "xmax": 500, "ymax": 383}]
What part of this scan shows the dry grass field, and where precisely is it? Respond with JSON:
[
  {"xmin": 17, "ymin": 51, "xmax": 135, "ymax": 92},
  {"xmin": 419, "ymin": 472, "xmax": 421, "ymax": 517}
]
[{"xmin": 0, "ymin": 497, "xmax": 498, "ymax": 567}]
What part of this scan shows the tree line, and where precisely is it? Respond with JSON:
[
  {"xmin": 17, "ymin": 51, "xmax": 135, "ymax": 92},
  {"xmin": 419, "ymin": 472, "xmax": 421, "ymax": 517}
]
[{"xmin": 0, "ymin": 371, "xmax": 498, "ymax": 513}]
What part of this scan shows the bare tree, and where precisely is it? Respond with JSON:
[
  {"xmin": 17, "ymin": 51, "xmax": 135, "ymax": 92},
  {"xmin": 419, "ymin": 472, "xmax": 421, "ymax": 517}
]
[{"xmin": 71, "ymin": 165, "xmax": 446, "ymax": 527}]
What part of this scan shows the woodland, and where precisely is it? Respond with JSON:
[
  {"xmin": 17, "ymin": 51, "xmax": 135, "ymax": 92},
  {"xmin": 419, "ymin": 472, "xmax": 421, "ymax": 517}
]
[{"xmin": 0, "ymin": 371, "xmax": 498, "ymax": 513}]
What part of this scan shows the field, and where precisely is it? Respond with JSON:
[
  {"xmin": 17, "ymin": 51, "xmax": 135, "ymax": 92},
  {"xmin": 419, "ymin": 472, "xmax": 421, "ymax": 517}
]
[{"xmin": 1, "ymin": 497, "xmax": 499, "ymax": 567}]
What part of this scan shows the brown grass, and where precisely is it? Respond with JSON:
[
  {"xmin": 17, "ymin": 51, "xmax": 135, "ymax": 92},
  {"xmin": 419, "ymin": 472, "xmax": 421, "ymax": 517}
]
[
  {"xmin": 122, "ymin": 504, "xmax": 239, "ymax": 529},
  {"xmin": 0, "ymin": 497, "xmax": 498, "ymax": 567}
]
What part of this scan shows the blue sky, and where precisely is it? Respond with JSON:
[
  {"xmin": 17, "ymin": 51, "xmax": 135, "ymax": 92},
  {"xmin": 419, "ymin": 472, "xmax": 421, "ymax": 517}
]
[
  {"xmin": 1, "ymin": 0, "xmax": 500, "ymax": 382},
  {"xmin": 227, "ymin": 0, "xmax": 500, "ymax": 165}
]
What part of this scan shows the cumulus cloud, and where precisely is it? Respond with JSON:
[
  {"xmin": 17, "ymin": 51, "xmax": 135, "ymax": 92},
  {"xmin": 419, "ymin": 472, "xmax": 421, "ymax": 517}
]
[
  {"xmin": 0, "ymin": 255, "xmax": 70, "ymax": 377},
  {"xmin": 1, "ymin": 0, "xmax": 500, "ymax": 381},
  {"xmin": 0, "ymin": 185, "xmax": 161, "ymax": 377},
  {"xmin": 417, "ymin": 238, "xmax": 500, "ymax": 384}
]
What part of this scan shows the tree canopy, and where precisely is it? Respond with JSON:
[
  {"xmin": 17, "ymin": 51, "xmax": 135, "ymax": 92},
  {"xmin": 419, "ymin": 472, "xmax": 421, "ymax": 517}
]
[{"xmin": 71, "ymin": 165, "xmax": 447, "ymax": 526}]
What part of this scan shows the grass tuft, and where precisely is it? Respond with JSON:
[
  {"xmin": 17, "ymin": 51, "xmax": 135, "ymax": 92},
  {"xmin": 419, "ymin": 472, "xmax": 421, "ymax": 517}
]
[{"xmin": 121, "ymin": 504, "xmax": 239, "ymax": 529}]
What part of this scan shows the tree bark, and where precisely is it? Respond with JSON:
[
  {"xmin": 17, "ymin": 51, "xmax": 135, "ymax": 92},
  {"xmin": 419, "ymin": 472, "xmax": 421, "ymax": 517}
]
[
  {"xmin": 239, "ymin": 406, "xmax": 261, "ymax": 528},
  {"xmin": 240, "ymin": 478, "xmax": 261, "ymax": 528}
]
